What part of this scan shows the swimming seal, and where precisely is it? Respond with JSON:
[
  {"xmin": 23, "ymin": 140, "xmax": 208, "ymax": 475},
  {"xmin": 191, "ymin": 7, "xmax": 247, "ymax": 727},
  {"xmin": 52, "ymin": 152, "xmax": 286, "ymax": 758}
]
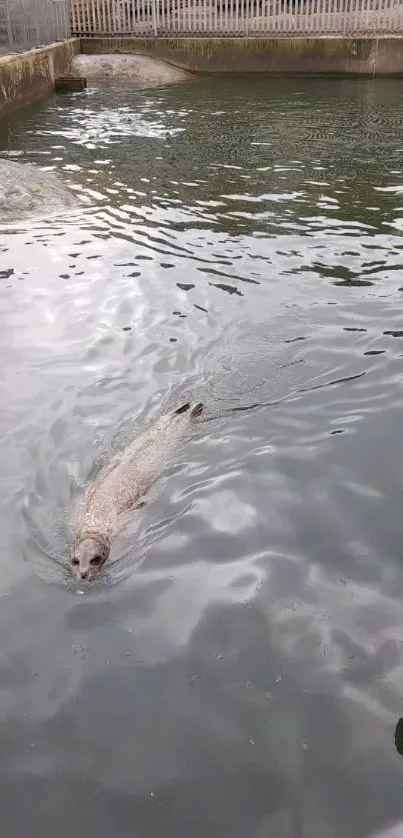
[{"xmin": 71, "ymin": 402, "xmax": 203, "ymax": 580}]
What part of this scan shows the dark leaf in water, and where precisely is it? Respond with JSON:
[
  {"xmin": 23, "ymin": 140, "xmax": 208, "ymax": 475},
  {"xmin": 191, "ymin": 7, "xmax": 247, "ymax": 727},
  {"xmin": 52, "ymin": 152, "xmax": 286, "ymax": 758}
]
[
  {"xmin": 177, "ymin": 283, "xmax": 195, "ymax": 291},
  {"xmin": 333, "ymin": 278, "xmax": 373, "ymax": 287}
]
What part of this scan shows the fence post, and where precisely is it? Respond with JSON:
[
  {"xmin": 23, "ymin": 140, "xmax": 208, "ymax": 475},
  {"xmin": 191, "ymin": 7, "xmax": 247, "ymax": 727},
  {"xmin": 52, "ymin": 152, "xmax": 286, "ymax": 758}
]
[
  {"xmin": 152, "ymin": 0, "xmax": 158, "ymax": 34},
  {"xmin": 4, "ymin": 0, "xmax": 14, "ymax": 49}
]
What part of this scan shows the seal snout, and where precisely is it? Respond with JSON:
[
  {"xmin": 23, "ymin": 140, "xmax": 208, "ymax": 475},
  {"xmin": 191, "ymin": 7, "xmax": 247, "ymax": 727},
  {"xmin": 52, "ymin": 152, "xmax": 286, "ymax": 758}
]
[{"xmin": 72, "ymin": 536, "xmax": 109, "ymax": 582}]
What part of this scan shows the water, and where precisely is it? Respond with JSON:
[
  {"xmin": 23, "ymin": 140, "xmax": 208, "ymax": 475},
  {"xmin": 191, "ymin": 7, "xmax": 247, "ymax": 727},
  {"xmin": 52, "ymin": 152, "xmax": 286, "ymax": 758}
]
[{"xmin": 1, "ymin": 76, "xmax": 403, "ymax": 837}]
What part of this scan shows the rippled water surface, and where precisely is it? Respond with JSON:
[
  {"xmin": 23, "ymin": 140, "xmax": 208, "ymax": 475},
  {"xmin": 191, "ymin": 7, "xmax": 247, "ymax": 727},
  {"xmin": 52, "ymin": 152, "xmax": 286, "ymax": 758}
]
[{"xmin": 1, "ymin": 77, "xmax": 403, "ymax": 837}]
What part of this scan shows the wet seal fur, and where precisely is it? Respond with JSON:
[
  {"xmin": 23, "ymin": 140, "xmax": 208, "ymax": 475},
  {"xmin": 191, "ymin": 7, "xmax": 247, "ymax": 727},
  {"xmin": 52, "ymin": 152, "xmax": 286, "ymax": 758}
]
[{"xmin": 71, "ymin": 402, "xmax": 203, "ymax": 580}]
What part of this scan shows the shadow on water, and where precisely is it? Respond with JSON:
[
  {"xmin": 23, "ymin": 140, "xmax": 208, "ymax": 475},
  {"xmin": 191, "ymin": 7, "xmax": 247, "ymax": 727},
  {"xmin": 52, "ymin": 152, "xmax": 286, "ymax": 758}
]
[{"xmin": 1, "ymin": 77, "xmax": 403, "ymax": 837}]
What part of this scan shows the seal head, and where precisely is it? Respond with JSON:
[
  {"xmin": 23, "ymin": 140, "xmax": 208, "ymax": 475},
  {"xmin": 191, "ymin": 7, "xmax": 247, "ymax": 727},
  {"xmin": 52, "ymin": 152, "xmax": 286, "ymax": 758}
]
[{"xmin": 71, "ymin": 535, "xmax": 110, "ymax": 581}]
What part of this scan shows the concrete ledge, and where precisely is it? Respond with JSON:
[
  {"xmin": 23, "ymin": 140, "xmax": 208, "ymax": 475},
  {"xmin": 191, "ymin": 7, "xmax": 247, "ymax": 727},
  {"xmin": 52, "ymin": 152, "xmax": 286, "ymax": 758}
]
[
  {"xmin": 80, "ymin": 36, "xmax": 403, "ymax": 76},
  {"xmin": 0, "ymin": 39, "xmax": 80, "ymax": 115}
]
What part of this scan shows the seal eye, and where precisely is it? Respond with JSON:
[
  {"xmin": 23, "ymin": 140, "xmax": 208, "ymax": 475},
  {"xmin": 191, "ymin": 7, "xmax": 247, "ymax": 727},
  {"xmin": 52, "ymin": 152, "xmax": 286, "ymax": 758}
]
[
  {"xmin": 71, "ymin": 558, "xmax": 79, "ymax": 566},
  {"xmin": 90, "ymin": 555, "xmax": 102, "ymax": 566}
]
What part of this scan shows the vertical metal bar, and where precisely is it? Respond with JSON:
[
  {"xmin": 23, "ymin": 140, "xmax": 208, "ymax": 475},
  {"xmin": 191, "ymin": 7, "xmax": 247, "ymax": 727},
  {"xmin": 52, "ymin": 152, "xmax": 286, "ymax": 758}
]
[
  {"xmin": 315, "ymin": 0, "xmax": 320, "ymax": 34},
  {"xmin": 67, "ymin": 0, "xmax": 72, "ymax": 36},
  {"xmin": 93, "ymin": 0, "xmax": 99, "ymax": 33},
  {"xmin": 268, "ymin": 0, "xmax": 273, "ymax": 34},
  {"xmin": 60, "ymin": 0, "xmax": 67, "ymax": 38},
  {"xmin": 394, "ymin": 0, "xmax": 402, "ymax": 32},
  {"xmin": 150, "ymin": 0, "xmax": 154, "ymax": 34},
  {"xmin": 301, "ymin": 0, "xmax": 307, "ymax": 34},
  {"xmin": 58, "ymin": 0, "xmax": 63, "ymax": 38},
  {"xmin": 96, "ymin": 0, "xmax": 102, "ymax": 33},
  {"xmin": 319, "ymin": 0, "xmax": 323, "ymax": 34},
  {"xmin": 100, "ymin": 0, "xmax": 106, "ymax": 33},
  {"xmin": 307, "ymin": 0, "xmax": 312, "ymax": 34},
  {"xmin": 4, "ymin": 0, "xmax": 14, "ymax": 46},
  {"xmin": 367, "ymin": 0, "xmax": 374, "ymax": 34},
  {"xmin": 127, "ymin": 0, "xmax": 132, "ymax": 34},
  {"xmin": 356, "ymin": 0, "xmax": 363, "ymax": 34},
  {"xmin": 88, "ymin": 0, "xmax": 93, "ymax": 33},
  {"xmin": 312, "ymin": 0, "xmax": 317, "ymax": 33},
  {"xmin": 140, "ymin": 0, "xmax": 145, "ymax": 34},
  {"xmin": 75, "ymin": 0, "xmax": 82, "ymax": 33},
  {"xmin": 330, "ymin": 0, "xmax": 335, "ymax": 35},
  {"xmin": 89, "ymin": 0, "xmax": 94, "ymax": 33},
  {"xmin": 94, "ymin": 0, "xmax": 100, "ymax": 33},
  {"xmin": 70, "ymin": 0, "xmax": 77, "ymax": 34},
  {"xmin": 85, "ymin": 0, "xmax": 89, "ymax": 34},
  {"xmin": 79, "ymin": 0, "xmax": 84, "ymax": 35},
  {"xmin": 351, "ymin": 0, "xmax": 356, "ymax": 35},
  {"xmin": 386, "ymin": 0, "xmax": 392, "ymax": 32},
  {"xmin": 110, "ymin": 0, "xmax": 117, "ymax": 33}
]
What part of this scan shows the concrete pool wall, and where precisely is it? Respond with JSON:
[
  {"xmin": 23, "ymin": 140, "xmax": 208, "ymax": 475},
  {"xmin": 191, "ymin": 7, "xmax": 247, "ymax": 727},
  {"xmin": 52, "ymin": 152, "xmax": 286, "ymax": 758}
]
[
  {"xmin": 0, "ymin": 38, "xmax": 80, "ymax": 115},
  {"xmin": 80, "ymin": 36, "xmax": 403, "ymax": 77},
  {"xmin": 0, "ymin": 35, "xmax": 403, "ymax": 116}
]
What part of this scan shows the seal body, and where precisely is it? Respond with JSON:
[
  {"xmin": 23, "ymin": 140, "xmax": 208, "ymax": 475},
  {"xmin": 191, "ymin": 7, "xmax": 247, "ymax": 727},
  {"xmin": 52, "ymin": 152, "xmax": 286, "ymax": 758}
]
[{"xmin": 71, "ymin": 402, "xmax": 203, "ymax": 580}]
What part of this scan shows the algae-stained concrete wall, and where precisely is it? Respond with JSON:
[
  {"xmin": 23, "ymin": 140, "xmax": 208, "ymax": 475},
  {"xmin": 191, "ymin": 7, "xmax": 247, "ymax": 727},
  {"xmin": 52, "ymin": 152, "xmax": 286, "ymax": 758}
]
[
  {"xmin": 80, "ymin": 36, "xmax": 403, "ymax": 77},
  {"xmin": 0, "ymin": 39, "xmax": 80, "ymax": 115}
]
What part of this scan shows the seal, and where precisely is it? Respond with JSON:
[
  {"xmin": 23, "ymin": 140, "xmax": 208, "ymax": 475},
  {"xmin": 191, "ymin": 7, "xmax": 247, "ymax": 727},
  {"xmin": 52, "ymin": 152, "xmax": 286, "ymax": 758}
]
[{"xmin": 71, "ymin": 402, "xmax": 203, "ymax": 580}]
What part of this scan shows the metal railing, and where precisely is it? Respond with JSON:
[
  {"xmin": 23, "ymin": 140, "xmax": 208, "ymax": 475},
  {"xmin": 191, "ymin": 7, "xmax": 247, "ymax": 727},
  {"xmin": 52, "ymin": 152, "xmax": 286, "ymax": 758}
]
[
  {"xmin": 0, "ymin": 0, "xmax": 70, "ymax": 54},
  {"xmin": 70, "ymin": 0, "xmax": 403, "ymax": 35}
]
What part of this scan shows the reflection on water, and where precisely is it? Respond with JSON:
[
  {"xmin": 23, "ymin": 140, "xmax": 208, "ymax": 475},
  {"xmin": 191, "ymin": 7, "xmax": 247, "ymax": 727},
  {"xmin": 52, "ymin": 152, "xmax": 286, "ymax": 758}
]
[{"xmin": 1, "ymin": 77, "xmax": 403, "ymax": 837}]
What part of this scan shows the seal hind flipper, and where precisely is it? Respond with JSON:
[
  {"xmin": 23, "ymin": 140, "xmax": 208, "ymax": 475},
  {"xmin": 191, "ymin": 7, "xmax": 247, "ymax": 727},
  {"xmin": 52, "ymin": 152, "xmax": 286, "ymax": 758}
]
[
  {"xmin": 190, "ymin": 403, "xmax": 203, "ymax": 419},
  {"xmin": 175, "ymin": 403, "xmax": 191, "ymax": 415},
  {"xmin": 174, "ymin": 402, "xmax": 203, "ymax": 419}
]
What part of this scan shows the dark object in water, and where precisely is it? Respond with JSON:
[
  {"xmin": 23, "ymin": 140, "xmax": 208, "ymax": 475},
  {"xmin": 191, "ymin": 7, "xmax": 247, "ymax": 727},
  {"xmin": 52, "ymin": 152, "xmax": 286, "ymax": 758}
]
[{"xmin": 55, "ymin": 76, "xmax": 87, "ymax": 93}]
